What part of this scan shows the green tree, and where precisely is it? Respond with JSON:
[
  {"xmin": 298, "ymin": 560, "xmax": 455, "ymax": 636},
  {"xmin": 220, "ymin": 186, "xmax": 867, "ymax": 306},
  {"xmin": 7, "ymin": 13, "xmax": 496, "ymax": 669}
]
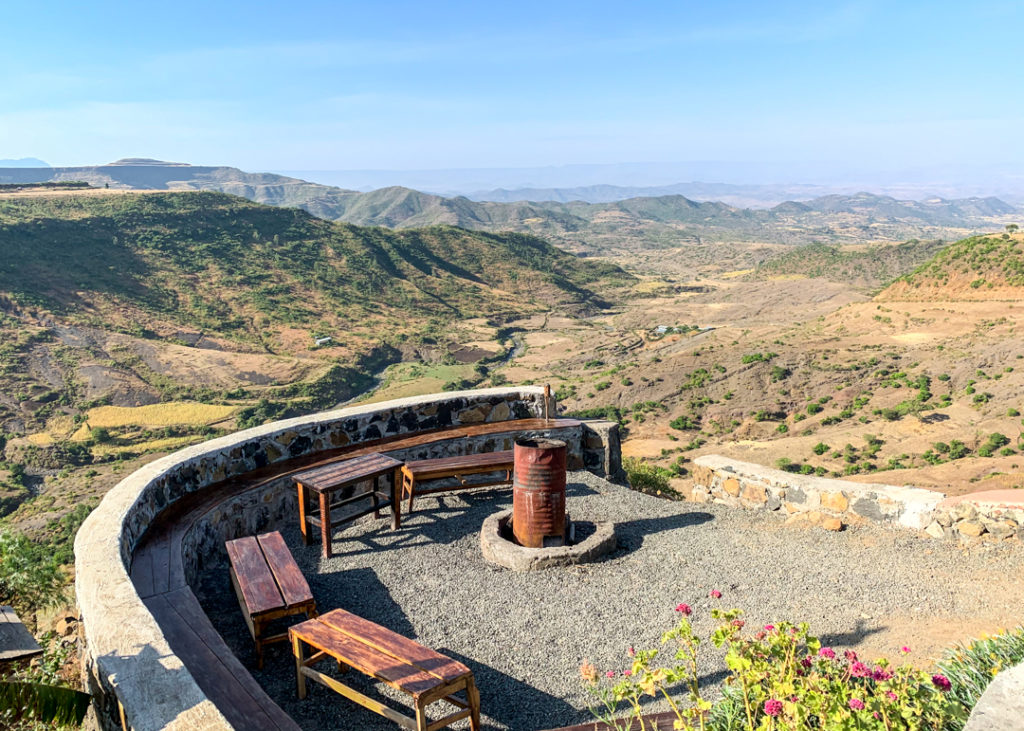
[{"xmin": 0, "ymin": 532, "xmax": 66, "ymax": 619}]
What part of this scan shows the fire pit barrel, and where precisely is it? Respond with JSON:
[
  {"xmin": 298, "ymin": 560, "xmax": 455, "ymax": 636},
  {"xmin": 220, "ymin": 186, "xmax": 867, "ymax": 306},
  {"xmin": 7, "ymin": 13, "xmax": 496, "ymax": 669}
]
[{"xmin": 512, "ymin": 438, "xmax": 567, "ymax": 548}]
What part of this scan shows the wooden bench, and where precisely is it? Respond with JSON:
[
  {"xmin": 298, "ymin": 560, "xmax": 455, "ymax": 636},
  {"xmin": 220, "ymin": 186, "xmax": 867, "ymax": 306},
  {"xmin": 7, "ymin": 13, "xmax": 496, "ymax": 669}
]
[
  {"xmin": 0, "ymin": 605, "xmax": 42, "ymax": 669},
  {"xmin": 292, "ymin": 452, "xmax": 404, "ymax": 558},
  {"xmin": 290, "ymin": 608, "xmax": 480, "ymax": 731},
  {"xmin": 401, "ymin": 450, "xmax": 514, "ymax": 515},
  {"xmin": 226, "ymin": 531, "xmax": 317, "ymax": 668}
]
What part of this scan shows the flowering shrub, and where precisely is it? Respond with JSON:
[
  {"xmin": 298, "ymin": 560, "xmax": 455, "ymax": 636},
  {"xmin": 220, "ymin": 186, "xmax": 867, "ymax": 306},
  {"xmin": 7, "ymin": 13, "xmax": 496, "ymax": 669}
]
[{"xmin": 581, "ymin": 596, "xmax": 969, "ymax": 730}]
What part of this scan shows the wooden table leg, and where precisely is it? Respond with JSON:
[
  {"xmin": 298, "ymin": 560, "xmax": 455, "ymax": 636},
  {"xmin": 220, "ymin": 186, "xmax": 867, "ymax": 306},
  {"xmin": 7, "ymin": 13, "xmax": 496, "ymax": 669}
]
[
  {"xmin": 392, "ymin": 467, "xmax": 402, "ymax": 530},
  {"xmin": 292, "ymin": 633, "xmax": 307, "ymax": 700},
  {"xmin": 415, "ymin": 700, "xmax": 428, "ymax": 731},
  {"xmin": 297, "ymin": 481, "xmax": 310, "ymax": 545},
  {"xmin": 254, "ymin": 617, "xmax": 265, "ymax": 669},
  {"xmin": 319, "ymin": 492, "xmax": 332, "ymax": 559},
  {"xmin": 466, "ymin": 675, "xmax": 481, "ymax": 731},
  {"xmin": 372, "ymin": 475, "xmax": 381, "ymax": 519}
]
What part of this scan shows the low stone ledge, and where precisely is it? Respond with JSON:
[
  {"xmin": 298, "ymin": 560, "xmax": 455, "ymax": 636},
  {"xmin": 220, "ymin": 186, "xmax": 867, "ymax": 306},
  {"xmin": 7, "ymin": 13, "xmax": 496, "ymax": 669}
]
[
  {"xmin": 964, "ymin": 661, "xmax": 1024, "ymax": 730},
  {"xmin": 691, "ymin": 455, "xmax": 944, "ymax": 532},
  {"xmin": 928, "ymin": 490, "xmax": 1024, "ymax": 542}
]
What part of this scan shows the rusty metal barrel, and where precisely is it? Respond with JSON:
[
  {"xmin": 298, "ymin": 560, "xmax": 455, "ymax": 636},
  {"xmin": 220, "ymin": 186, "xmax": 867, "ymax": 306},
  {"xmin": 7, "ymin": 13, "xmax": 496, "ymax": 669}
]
[{"xmin": 512, "ymin": 438, "xmax": 567, "ymax": 547}]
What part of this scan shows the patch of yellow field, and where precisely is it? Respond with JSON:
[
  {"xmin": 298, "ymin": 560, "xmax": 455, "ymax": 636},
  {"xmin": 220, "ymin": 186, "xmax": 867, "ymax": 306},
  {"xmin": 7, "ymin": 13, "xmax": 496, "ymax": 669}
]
[
  {"xmin": 91, "ymin": 435, "xmax": 207, "ymax": 457},
  {"xmin": 721, "ymin": 268, "xmax": 754, "ymax": 279},
  {"xmin": 26, "ymin": 433, "xmax": 55, "ymax": 446},
  {"xmin": 84, "ymin": 402, "xmax": 237, "ymax": 428},
  {"xmin": 892, "ymin": 333, "xmax": 932, "ymax": 344}
]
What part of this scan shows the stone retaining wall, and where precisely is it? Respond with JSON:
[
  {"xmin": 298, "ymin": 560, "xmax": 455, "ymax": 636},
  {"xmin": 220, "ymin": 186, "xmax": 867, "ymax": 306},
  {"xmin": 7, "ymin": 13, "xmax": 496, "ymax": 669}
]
[
  {"xmin": 75, "ymin": 387, "xmax": 622, "ymax": 730},
  {"xmin": 691, "ymin": 455, "xmax": 943, "ymax": 531},
  {"xmin": 928, "ymin": 491, "xmax": 1024, "ymax": 541}
]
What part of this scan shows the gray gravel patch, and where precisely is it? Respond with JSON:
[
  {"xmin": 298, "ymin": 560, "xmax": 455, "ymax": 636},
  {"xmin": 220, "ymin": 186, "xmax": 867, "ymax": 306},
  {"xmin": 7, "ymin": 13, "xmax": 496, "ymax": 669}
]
[{"xmin": 196, "ymin": 472, "xmax": 1024, "ymax": 731}]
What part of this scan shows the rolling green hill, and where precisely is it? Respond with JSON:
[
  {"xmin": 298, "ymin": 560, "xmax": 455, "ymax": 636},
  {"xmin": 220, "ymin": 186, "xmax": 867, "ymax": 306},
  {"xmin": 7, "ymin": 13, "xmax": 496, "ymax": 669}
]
[
  {"xmin": 879, "ymin": 229, "xmax": 1024, "ymax": 299},
  {"xmin": 753, "ymin": 239, "xmax": 947, "ymax": 289},
  {"xmin": 0, "ymin": 190, "xmax": 629, "ymax": 346}
]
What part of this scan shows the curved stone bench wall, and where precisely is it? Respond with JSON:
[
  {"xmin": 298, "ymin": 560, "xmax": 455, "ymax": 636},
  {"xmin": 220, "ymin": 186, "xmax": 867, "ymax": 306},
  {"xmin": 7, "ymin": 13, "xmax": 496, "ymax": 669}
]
[
  {"xmin": 76, "ymin": 387, "xmax": 619, "ymax": 730},
  {"xmin": 691, "ymin": 455, "xmax": 943, "ymax": 530}
]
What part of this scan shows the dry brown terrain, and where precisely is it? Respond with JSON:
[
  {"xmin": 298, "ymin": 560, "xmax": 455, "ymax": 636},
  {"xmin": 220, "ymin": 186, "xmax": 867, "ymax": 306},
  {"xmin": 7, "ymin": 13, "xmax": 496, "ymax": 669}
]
[{"xmin": 494, "ymin": 269, "xmax": 1024, "ymax": 500}]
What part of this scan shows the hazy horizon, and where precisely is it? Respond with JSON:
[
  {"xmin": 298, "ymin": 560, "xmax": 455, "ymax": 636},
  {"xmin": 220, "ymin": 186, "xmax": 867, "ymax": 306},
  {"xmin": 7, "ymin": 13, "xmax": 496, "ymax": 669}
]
[{"xmin": 3, "ymin": 2, "xmax": 1023, "ymax": 176}]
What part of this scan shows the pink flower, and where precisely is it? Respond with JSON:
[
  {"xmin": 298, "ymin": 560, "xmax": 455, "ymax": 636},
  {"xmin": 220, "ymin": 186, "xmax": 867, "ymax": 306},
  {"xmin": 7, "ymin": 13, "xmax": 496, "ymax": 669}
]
[
  {"xmin": 900, "ymin": 646, "xmax": 911, "ymax": 654},
  {"xmin": 675, "ymin": 603, "xmax": 692, "ymax": 616},
  {"xmin": 710, "ymin": 589, "xmax": 722, "ymax": 599},
  {"xmin": 763, "ymin": 699, "xmax": 783, "ymax": 717},
  {"xmin": 627, "ymin": 646, "xmax": 635, "ymax": 657},
  {"xmin": 755, "ymin": 631, "xmax": 766, "ymax": 640},
  {"xmin": 844, "ymin": 649, "xmax": 858, "ymax": 662},
  {"xmin": 731, "ymin": 619, "xmax": 745, "ymax": 628},
  {"xmin": 849, "ymin": 698, "xmax": 865, "ymax": 711},
  {"xmin": 605, "ymin": 670, "xmax": 615, "ymax": 678},
  {"xmin": 819, "ymin": 647, "xmax": 836, "ymax": 659},
  {"xmin": 801, "ymin": 656, "xmax": 813, "ymax": 668},
  {"xmin": 871, "ymin": 667, "xmax": 893, "ymax": 681},
  {"xmin": 932, "ymin": 674, "xmax": 952, "ymax": 692},
  {"xmin": 886, "ymin": 691, "xmax": 898, "ymax": 702},
  {"xmin": 850, "ymin": 661, "xmax": 870, "ymax": 678},
  {"xmin": 623, "ymin": 669, "xmax": 632, "ymax": 676},
  {"xmin": 764, "ymin": 624, "xmax": 775, "ymax": 632}
]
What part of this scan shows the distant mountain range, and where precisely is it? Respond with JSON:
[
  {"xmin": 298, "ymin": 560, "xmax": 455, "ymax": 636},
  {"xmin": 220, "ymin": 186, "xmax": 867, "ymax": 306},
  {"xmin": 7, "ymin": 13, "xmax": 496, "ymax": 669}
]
[
  {"xmin": 1, "ymin": 160, "xmax": 1016, "ymax": 252},
  {"xmin": 463, "ymin": 182, "xmax": 850, "ymax": 207},
  {"xmin": 0, "ymin": 157, "xmax": 49, "ymax": 168}
]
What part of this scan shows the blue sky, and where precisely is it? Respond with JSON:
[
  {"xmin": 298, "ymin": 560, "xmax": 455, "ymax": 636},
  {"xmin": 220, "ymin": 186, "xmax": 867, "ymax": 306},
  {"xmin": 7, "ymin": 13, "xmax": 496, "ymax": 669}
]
[{"xmin": 2, "ymin": 1, "xmax": 1022, "ymax": 177}]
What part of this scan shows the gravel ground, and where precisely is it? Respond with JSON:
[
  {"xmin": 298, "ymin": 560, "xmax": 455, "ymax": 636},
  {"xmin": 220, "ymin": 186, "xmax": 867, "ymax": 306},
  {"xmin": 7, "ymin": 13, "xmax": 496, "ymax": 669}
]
[{"xmin": 196, "ymin": 472, "xmax": 1024, "ymax": 731}]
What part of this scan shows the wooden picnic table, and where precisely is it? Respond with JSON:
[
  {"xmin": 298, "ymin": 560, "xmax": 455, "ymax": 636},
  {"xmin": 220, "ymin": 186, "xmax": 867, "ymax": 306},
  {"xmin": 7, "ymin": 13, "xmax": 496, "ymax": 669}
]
[
  {"xmin": 226, "ymin": 531, "xmax": 317, "ymax": 668},
  {"xmin": 400, "ymin": 450, "xmax": 514, "ymax": 515},
  {"xmin": 292, "ymin": 452, "xmax": 404, "ymax": 558},
  {"xmin": 289, "ymin": 608, "xmax": 480, "ymax": 731}
]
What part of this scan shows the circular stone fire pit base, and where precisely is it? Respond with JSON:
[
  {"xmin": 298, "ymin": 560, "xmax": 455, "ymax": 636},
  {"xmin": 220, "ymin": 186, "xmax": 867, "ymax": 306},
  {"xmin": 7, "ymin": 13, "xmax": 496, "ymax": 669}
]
[{"xmin": 480, "ymin": 509, "xmax": 617, "ymax": 571}]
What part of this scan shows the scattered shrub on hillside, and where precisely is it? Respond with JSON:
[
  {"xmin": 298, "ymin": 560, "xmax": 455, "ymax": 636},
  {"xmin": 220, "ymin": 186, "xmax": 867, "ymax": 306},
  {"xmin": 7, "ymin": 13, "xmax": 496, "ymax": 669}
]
[
  {"xmin": 741, "ymin": 352, "xmax": 776, "ymax": 364},
  {"xmin": 948, "ymin": 440, "xmax": 970, "ymax": 460},
  {"xmin": 669, "ymin": 415, "xmax": 699, "ymax": 431},
  {"xmin": 594, "ymin": 380, "xmax": 611, "ymax": 392},
  {"xmin": 806, "ymin": 403, "xmax": 823, "ymax": 415},
  {"xmin": 776, "ymin": 423, "xmax": 788, "ymax": 433},
  {"xmin": 812, "ymin": 442, "xmax": 830, "ymax": 455},
  {"xmin": 1008, "ymin": 408, "xmax": 1020, "ymax": 417},
  {"xmin": 978, "ymin": 432, "xmax": 1011, "ymax": 457},
  {"xmin": 769, "ymin": 365, "xmax": 791, "ymax": 382}
]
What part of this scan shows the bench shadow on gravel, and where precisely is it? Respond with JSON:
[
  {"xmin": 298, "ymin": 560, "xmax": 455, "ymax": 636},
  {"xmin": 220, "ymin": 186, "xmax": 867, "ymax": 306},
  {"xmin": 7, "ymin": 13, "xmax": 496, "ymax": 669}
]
[
  {"xmin": 436, "ymin": 647, "xmax": 586, "ymax": 731},
  {"xmin": 613, "ymin": 512, "xmax": 714, "ymax": 555},
  {"xmin": 817, "ymin": 619, "xmax": 886, "ymax": 651}
]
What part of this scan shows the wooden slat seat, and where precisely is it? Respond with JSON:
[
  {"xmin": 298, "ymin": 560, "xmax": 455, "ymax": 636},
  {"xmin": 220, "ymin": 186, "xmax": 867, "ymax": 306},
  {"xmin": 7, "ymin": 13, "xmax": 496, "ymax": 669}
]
[
  {"xmin": 289, "ymin": 609, "xmax": 480, "ymax": 731},
  {"xmin": 400, "ymin": 450, "xmax": 515, "ymax": 515},
  {"xmin": 226, "ymin": 531, "xmax": 317, "ymax": 668}
]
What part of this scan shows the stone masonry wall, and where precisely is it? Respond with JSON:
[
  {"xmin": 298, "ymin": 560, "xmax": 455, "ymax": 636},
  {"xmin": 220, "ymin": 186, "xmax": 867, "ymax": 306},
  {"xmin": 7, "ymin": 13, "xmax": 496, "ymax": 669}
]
[
  {"xmin": 75, "ymin": 387, "xmax": 622, "ymax": 730},
  {"xmin": 691, "ymin": 455, "xmax": 943, "ymax": 531},
  {"xmin": 180, "ymin": 420, "xmax": 592, "ymax": 585}
]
